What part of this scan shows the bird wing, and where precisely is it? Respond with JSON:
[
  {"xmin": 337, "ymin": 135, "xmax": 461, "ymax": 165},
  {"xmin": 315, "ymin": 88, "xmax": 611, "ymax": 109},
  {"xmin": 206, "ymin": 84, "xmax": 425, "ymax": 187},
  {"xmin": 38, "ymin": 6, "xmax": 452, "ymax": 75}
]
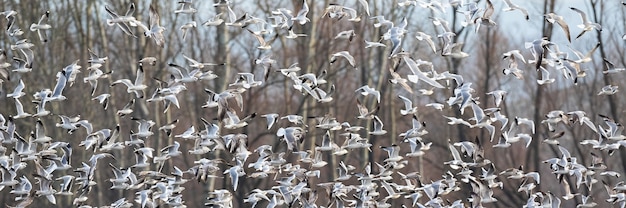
[
  {"xmin": 52, "ymin": 71, "xmax": 67, "ymax": 97},
  {"xmin": 149, "ymin": 5, "xmax": 160, "ymax": 29},
  {"xmin": 570, "ymin": 7, "xmax": 588, "ymax": 24},
  {"xmin": 134, "ymin": 65, "xmax": 145, "ymax": 86},
  {"xmin": 403, "ymin": 56, "xmax": 444, "ymax": 88}
]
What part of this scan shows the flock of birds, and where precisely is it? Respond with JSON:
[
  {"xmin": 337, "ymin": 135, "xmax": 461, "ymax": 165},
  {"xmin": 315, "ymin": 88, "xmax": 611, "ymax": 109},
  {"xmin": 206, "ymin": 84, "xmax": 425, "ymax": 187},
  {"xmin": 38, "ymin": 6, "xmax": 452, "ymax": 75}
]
[{"xmin": 0, "ymin": 0, "xmax": 624, "ymax": 207}]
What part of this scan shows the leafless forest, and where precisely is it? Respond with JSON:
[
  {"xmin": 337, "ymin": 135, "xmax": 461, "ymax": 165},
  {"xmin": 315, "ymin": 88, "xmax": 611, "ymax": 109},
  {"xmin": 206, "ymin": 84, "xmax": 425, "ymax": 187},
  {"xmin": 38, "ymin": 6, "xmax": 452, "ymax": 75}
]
[{"xmin": 0, "ymin": 0, "xmax": 625, "ymax": 207}]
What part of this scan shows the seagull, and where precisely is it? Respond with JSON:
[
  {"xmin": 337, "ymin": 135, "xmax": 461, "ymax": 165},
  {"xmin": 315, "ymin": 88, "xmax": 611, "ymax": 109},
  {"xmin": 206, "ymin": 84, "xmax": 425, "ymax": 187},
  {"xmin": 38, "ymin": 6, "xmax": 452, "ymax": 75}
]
[
  {"xmin": 398, "ymin": 95, "xmax": 417, "ymax": 115},
  {"xmin": 45, "ymin": 71, "xmax": 68, "ymax": 102},
  {"xmin": 32, "ymin": 96, "xmax": 50, "ymax": 117},
  {"xmin": 223, "ymin": 110, "xmax": 256, "ymax": 130},
  {"xmin": 578, "ymin": 195, "xmax": 598, "ymax": 207},
  {"xmin": 502, "ymin": 0, "xmax": 529, "ymax": 20},
  {"xmin": 569, "ymin": 42, "xmax": 599, "ymax": 64},
  {"xmin": 404, "ymin": 137, "xmax": 432, "ymax": 157},
  {"xmin": 132, "ymin": 147, "xmax": 153, "ymax": 168},
  {"xmin": 286, "ymin": 29, "xmax": 307, "ymax": 39},
  {"xmin": 255, "ymin": 55, "xmax": 276, "ymax": 81},
  {"xmin": 56, "ymin": 175, "xmax": 74, "ymax": 196},
  {"xmin": 179, "ymin": 21, "xmax": 196, "ymax": 40},
  {"xmin": 544, "ymin": 13, "xmax": 571, "ymax": 42},
  {"xmin": 116, "ymin": 99, "xmax": 135, "ymax": 117},
  {"xmin": 355, "ymin": 85, "xmax": 381, "ymax": 103},
  {"xmin": 425, "ymin": 102, "xmax": 444, "ymax": 111},
  {"xmin": 97, "ymin": 126, "xmax": 123, "ymax": 152},
  {"xmin": 542, "ymin": 131, "xmax": 564, "ymax": 145},
  {"xmin": 415, "ymin": 32, "xmax": 436, "ymax": 54},
  {"xmin": 386, "ymin": 17, "xmax": 407, "ymax": 57},
  {"xmin": 225, "ymin": 6, "xmax": 248, "ymax": 27},
  {"xmin": 603, "ymin": 58, "xmax": 625, "ymax": 74},
  {"xmin": 33, "ymin": 174, "xmax": 57, "ymax": 204},
  {"xmin": 473, "ymin": 0, "xmax": 496, "ymax": 32},
  {"xmin": 29, "ymin": 11, "xmax": 51, "ymax": 42},
  {"xmin": 167, "ymin": 63, "xmax": 200, "ymax": 83},
  {"xmin": 1, "ymin": 10, "xmax": 17, "ymax": 33},
  {"xmin": 502, "ymin": 50, "xmax": 526, "ymax": 78},
  {"xmin": 10, "ymin": 175, "xmax": 32, "ymax": 196},
  {"xmin": 91, "ymin": 93, "xmax": 111, "ymax": 110},
  {"xmin": 111, "ymin": 65, "xmax": 146, "ymax": 98},
  {"xmin": 442, "ymin": 42, "xmax": 469, "ymax": 58},
  {"xmin": 277, "ymin": 127, "xmax": 305, "ymax": 151},
  {"xmin": 567, "ymin": 111, "xmax": 598, "ymax": 133},
  {"xmin": 431, "ymin": 17, "xmax": 448, "ymax": 33},
  {"xmin": 244, "ymin": 189, "xmax": 272, "ymax": 208},
  {"xmin": 370, "ymin": 15, "xmax": 393, "ymax": 28},
  {"xmin": 570, "ymin": 7, "xmax": 602, "ymax": 39},
  {"xmin": 204, "ymin": 12, "xmax": 225, "ymax": 26},
  {"xmin": 154, "ymin": 120, "xmax": 177, "ymax": 139},
  {"xmin": 315, "ymin": 114, "xmax": 342, "ymax": 131},
  {"xmin": 104, "ymin": 3, "xmax": 137, "ymax": 37},
  {"xmin": 470, "ymin": 102, "xmax": 496, "ymax": 141},
  {"xmin": 334, "ymin": 29, "xmax": 356, "ymax": 41},
  {"xmin": 224, "ymin": 163, "xmax": 245, "ymax": 191},
  {"xmin": 448, "ymin": 82, "xmax": 475, "ymax": 115},
  {"xmin": 444, "ymin": 115, "xmax": 471, "ymax": 127},
  {"xmin": 83, "ymin": 64, "xmax": 112, "ymax": 95},
  {"xmin": 182, "ymin": 54, "xmax": 222, "ymax": 69},
  {"xmin": 302, "ymin": 83, "xmax": 334, "ymax": 103},
  {"xmin": 205, "ymin": 88, "xmax": 244, "ymax": 120},
  {"xmin": 560, "ymin": 179, "xmax": 580, "ymax": 200},
  {"xmin": 149, "ymin": 92, "xmax": 181, "ymax": 113},
  {"xmin": 340, "ymin": 6, "xmax": 361, "ymax": 22},
  {"xmin": 12, "ymin": 57, "xmax": 32, "ymax": 74},
  {"xmin": 526, "ymin": 37, "xmax": 552, "ymax": 70},
  {"xmin": 132, "ymin": 118, "xmax": 155, "ymax": 138},
  {"xmin": 155, "ymin": 141, "xmax": 182, "ymax": 163},
  {"xmin": 6, "ymin": 79, "xmax": 25, "ymax": 98},
  {"xmin": 55, "ymin": 115, "xmax": 82, "ymax": 134},
  {"xmin": 7, "ymin": 29, "xmax": 22, "ymax": 38},
  {"xmin": 369, "ymin": 115, "xmax": 387, "ymax": 135},
  {"xmin": 419, "ymin": 88, "xmax": 434, "ymax": 95},
  {"xmin": 342, "ymin": 122, "xmax": 365, "ymax": 132},
  {"xmin": 314, "ymin": 131, "xmax": 336, "ymax": 152},
  {"xmin": 330, "ymin": 51, "xmax": 356, "ymax": 68},
  {"xmin": 489, "ymin": 108, "xmax": 509, "ymax": 130},
  {"xmin": 335, "ymin": 161, "xmax": 354, "ymax": 181},
  {"xmin": 14, "ymin": 134, "xmax": 36, "ymax": 160},
  {"xmin": 537, "ymin": 66, "xmax": 555, "ymax": 85},
  {"xmin": 12, "ymin": 98, "xmax": 32, "ymax": 119},
  {"xmin": 445, "ymin": 143, "xmax": 466, "ymax": 169},
  {"xmin": 261, "ymin": 113, "xmax": 279, "ymax": 130},
  {"xmin": 34, "ymin": 120, "xmax": 52, "ymax": 143},
  {"xmin": 87, "ymin": 48, "xmax": 108, "ymax": 64},
  {"xmin": 175, "ymin": 0, "xmax": 197, "ymax": 14},
  {"xmin": 598, "ymin": 85, "xmax": 618, "ymax": 95},
  {"xmin": 486, "ymin": 90, "xmax": 506, "ymax": 107},
  {"xmin": 61, "ymin": 60, "xmax": 82, "ymax": 87},
  {"xmin": 403, "ymin": 56, "xmax": 445, "ymax": 89},
  {"xmin": 134, "ymin": 5, "xmax": 166, "ymax": 47},
  {"xmin": 381, "ymin": 144, "xmax": 403, "ymax": 162},
  {"xmin": 11, "ymin": 38, "xmax": 35, "ymax": 54},
  {"xmin": 542, "ymin": 110, "xmax": 569, "ymax": 132},
  {"xmin": 389, "ymin": 69, "xmax": 413, "ymax": 93},
  {"xmin": 358, "ymin": 0, "xmax": 371, "ymax": 16},
  {"xmin": 292, "ymin": 0, "xmax": 310, "ymax": 25},
  {"xmin": 246, "ymin": 28, "xmax": 272, "ymax": 50},
  {"xmin": 365, "ymin": 39, "xmax": 386, "ymax": 48}
]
